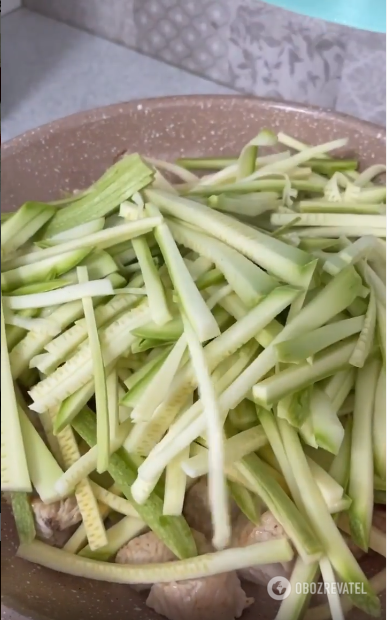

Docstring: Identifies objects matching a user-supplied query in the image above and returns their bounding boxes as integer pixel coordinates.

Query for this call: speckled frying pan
[1,96,386,620]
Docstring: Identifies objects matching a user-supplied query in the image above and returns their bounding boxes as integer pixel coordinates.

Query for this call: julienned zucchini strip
[77,266,110,474]
[1,296,31,492]
[72,409,197,561]
[146,189,318,289]
[18,537,294,584]
[43,154,154,237]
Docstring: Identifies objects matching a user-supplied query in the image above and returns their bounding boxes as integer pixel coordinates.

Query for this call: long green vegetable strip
[1,248,92,292]
[72,408,197,560]
[349,358,381,551]
[279,419,380,616]
[1,296,31,492]
[43,154,154,237]
[17,537,294,585]
[1,202,56,254]
[10,492,36,544]
[47,406,108,552]
[1,135,385,620]
[78,266,110,474]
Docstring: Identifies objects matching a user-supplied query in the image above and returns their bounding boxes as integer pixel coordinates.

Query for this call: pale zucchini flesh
[1,297,31,492]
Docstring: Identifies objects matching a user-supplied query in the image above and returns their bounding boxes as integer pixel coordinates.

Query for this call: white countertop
[1,8,235,143]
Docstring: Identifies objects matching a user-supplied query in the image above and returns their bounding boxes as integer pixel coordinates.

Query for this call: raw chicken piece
[3,493,80,547]
[31,496,81,547]
[147,572,251,620]
[116,530,209,591]
[117,527,251,619]
[183,477,239,539]
[116,530,176,566]
[231,512,292,587]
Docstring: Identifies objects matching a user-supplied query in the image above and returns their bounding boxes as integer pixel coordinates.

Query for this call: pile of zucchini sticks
[1,131,386,619]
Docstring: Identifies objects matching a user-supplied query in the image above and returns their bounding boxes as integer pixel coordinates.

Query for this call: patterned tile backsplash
[24,0,386,125]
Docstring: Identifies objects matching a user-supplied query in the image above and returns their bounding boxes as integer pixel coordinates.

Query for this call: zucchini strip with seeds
[72,409,197,560]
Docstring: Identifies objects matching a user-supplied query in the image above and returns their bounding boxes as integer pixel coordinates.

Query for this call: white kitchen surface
[2,8,235,143]
[1,0,22,16]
